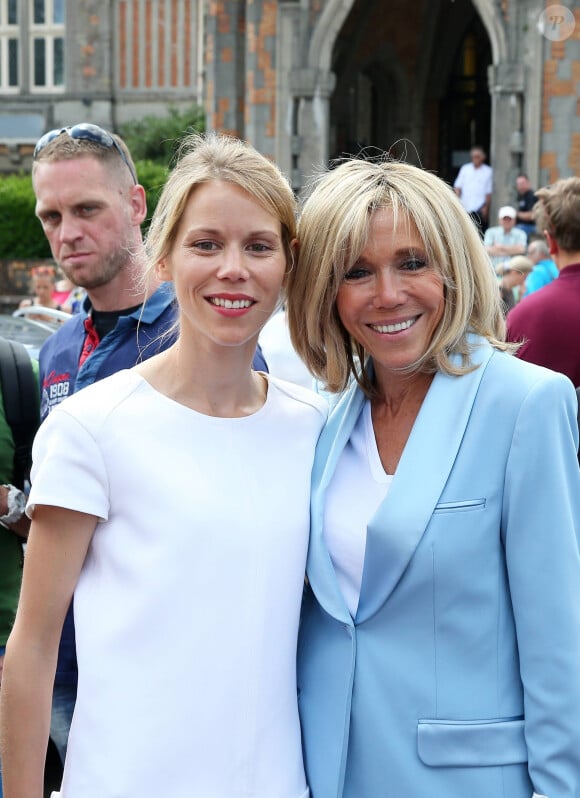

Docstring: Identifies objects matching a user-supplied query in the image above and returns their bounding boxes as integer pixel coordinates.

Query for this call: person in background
[51,273,85,315]
[483,206,527,270]
[495,255,533,312]
[0,347,38,798]
[287,156,580,798]
[515,174,537,240]
[453,146,492,231]
[18,266,68,323]
[0,133,326,798]
[259,307,313,388]
[523,238,558,296]
[15,122,266,778]
[507,176,580,387]
[0,481,28,798]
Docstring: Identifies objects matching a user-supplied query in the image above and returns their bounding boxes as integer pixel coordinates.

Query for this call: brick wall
[540,8,580,183]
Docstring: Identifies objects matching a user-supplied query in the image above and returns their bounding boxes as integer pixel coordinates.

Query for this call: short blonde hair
[32,129,137,189]
[287,157,509,396]
[145,133,297,282]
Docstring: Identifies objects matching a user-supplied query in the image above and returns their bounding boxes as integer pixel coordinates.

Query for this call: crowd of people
[452,148,563,314]
[0,124,578,798]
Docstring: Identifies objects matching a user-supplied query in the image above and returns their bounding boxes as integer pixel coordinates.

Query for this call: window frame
[29,0,65,93]
[0,1,20,93]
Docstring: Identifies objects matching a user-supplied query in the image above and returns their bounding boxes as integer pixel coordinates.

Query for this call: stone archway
[309,0,507,71]
[290,0,511,198]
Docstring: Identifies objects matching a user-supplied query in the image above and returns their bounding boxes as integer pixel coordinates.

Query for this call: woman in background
[19,266,69,322]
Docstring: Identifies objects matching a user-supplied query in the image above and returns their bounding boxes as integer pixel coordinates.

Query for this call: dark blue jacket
[40,284,177,421]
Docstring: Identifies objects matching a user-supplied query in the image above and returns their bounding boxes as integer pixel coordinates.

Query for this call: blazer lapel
[307,384,366,625]
[356,339,494,623]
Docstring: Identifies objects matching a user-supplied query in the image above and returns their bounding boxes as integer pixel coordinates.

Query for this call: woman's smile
[158,180,287,350]
[368,315,420,334]
[336,206,444,382]
[207,293,256,314]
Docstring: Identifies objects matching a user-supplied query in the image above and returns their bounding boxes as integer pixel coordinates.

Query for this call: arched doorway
[327,0,493,181]
[283,0,529,206]
[436,13,492,183]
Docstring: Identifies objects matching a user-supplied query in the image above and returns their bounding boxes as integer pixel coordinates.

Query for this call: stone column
[487,62,525,214]
[244,0,278,158]
[290,67,336,193]
[275,0,302,183]
[205,0,245,136]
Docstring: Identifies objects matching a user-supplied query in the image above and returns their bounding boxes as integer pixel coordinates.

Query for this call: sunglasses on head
[34,123,137,184]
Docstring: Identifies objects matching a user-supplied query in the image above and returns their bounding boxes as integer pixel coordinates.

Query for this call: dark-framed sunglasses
[33,123,137,184]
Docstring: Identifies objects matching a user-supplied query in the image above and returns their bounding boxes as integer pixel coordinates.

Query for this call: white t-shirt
[483,225,528,268]
[324,400,392,617]
[29,369,327,798]
[453,162,493,212]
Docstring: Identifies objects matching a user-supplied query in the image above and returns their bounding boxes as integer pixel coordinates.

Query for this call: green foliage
[119,104,205,166]
[0,160,170,259]
[134,160,170,228]
[0,106,204,258]
[0,173,51,259]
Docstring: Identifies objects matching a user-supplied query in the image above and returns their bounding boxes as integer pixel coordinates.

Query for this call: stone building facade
[0,0,578,213]
[205,0,579,212]
[0,0,203,171]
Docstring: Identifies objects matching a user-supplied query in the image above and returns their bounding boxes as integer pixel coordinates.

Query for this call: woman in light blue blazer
[287,158,580,798]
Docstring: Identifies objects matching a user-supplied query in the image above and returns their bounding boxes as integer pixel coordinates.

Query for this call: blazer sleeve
[502,372,580,798]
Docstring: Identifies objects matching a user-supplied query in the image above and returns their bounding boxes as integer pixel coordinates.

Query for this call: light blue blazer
[298,338,580,798]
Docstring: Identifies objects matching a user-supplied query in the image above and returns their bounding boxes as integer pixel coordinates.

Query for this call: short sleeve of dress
[27,406,110,521]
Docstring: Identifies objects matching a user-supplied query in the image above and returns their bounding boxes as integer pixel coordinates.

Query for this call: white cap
[498,205,517,219]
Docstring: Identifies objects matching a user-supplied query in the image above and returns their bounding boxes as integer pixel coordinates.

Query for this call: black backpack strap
[0,338,40,489]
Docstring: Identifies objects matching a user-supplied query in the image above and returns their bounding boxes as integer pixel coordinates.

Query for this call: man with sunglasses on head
[28,123,268,776]
[32,124,175,421]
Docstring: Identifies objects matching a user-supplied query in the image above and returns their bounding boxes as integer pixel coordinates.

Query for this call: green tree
[119,104,205,166]
[0,107,205,259]
[0,174,51,259]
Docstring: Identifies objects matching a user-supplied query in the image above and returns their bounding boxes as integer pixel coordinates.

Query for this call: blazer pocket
[417,717,527,767]
[433,498,486,514]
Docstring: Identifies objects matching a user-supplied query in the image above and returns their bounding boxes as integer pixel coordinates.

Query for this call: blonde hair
[145,133,297,284]
[32,131,137,189]
[287,157,510,396]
